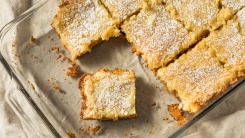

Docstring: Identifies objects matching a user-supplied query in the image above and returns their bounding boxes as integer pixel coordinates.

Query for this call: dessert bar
[52,0,120,59]
[79,68,137,120]
[121,2,198,71]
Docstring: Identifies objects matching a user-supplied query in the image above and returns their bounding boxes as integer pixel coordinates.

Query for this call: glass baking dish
[0,0,245,137]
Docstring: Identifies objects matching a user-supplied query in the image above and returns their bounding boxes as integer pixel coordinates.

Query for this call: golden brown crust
[97,68,133,75]
[58,1,70,8]
[81,114,137,121]
[78,73,90,90]
[78,73,91,119]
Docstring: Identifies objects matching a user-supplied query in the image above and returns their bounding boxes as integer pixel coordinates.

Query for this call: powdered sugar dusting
[208,21,245,69]
[222,0,245,11]
[157,45,233,112]
[167,0,220,31]
[122,4,194,69]
[53,0,117,57]
[84,70,135,118]
[237,8,245,30]
[101,0,142,22]
[159,46,225,95]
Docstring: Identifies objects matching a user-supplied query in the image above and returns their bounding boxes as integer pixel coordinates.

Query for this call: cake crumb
[168,104,187,125]
[51,47,60,52]
[53,83,60,92]
[86,126,91,133]
[27,81,35,90]
[151,102,156,106]
[62,56,68,61]
[37,93,42,97]
[57,54,62,60]
[62,56,72,62]
[14,54,20,57]
[79,127,85,132]
[31,36,37,43]
[66,65,79,77]
[30,84,35,90]
[149,131,155,134]
[92,125,101,134]
[168,104,184,121]
[70,61,76,66]
[66,131,75,138]
[163,117,169,121]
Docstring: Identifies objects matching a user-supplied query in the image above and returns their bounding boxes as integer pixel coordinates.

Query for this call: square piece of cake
[157,43,236,113]
[101,0,143,23]
[52,0,120,59]
[121,3,198,71]
[206,20,245,77]
[79,69,136,120]
[165,0,232,32]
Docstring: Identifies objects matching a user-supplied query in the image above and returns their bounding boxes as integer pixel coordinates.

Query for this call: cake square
[52,0,120,59]
[157,43,236,113]
[121,3,198,71]
[101,0,143,23]
[79,69,136,120]
[221,0,245,12]
[206,20,245,77]
[165,0,232,32]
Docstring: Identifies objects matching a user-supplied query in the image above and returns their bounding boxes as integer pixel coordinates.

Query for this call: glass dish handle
[5,79,56,137]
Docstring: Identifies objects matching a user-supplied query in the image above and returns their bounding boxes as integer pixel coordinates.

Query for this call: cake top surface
[207,21,245,69]
[101,0,142,22]
[221,0,245,11]
[166,0,220,31]
[122,4,194,70]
